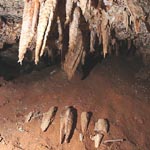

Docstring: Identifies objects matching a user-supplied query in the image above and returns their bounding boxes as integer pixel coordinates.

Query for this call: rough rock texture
[0,0,23,17]
[0,16,21,46]
[0,0,23,47]
[0,0,150,67]
[134,0,150,65]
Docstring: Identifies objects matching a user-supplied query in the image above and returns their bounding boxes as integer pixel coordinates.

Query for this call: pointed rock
[81,112,90,134]
[25,111,33,123]
[41,106,57,132]
[60,106,74,144]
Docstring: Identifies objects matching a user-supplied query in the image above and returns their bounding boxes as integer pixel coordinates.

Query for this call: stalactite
[79,0,88,15]
[68,7,80,53]
[40,0,57,57]
[57,16,63,51]
[65,0,74,25]
[81,50,86,65]
[90,29,96,53]
[35,0,57,64]
[18,0,40,64]
[124,0,145,33]
[64,30,83,79]
[122,10,129,32]
[63,7,83,79]
[31,0,40,33]
[101,10,109,58]
[96,24,102,45]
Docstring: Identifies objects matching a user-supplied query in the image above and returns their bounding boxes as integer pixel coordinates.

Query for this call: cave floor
[0,56,149,150]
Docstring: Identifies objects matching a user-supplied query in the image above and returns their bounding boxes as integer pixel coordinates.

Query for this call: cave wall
[0,0,23,17]
[0,0,23,48]
[135,0,150,65]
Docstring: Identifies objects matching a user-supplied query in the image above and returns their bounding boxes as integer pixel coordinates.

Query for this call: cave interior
[0,0,150,150]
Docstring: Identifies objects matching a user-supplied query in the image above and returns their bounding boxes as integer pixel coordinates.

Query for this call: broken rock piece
[79,111,90,141]
[94,119,109,133]
[60,106,74,144]
[90,133,104,148]
[41,106,57,132]
[25,111,33,123]
[79,133,84,142]
[81,112,90,134]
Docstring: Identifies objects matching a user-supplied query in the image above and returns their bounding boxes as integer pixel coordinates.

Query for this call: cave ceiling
[0,0,150,79]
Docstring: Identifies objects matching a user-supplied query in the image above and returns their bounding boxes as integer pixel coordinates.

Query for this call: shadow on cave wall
[0,44,57,81]
[0,39,145,81]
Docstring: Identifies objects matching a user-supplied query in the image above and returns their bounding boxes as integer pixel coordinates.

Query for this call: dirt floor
[0,55,150,150]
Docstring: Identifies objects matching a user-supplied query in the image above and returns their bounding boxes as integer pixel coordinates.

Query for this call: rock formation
[0,0,150,78]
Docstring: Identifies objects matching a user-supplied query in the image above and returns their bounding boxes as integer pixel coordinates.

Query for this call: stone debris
[25,111,42,123]
[90,133,104,148]
[41,106,57,132]
[79,133,84,142]
[32,111,42,119]
[79,111,90,142]
[94,119,109,134]
[23,106,125,148]
[80,112,90,134]
[25,111,33,123]
[60,106,74,144]
[90,119,109,148]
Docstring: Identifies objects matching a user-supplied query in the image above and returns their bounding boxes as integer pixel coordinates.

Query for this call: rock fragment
[94,119,109,134]
[81,112,90,134]
[41,106,57,132]
[90,133,104,148]
[25,111,33,123]
[80,111,90,141]
[60,106,74,144]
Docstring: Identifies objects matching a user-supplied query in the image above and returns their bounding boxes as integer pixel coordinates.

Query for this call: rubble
[41,106,57,132]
